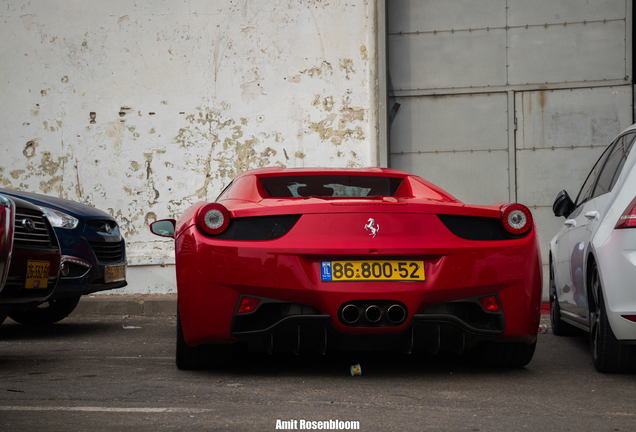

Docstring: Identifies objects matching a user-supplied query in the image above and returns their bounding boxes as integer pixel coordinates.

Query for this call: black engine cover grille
[437,214,529,241]
[89,241,123,262]
[204,215,301,241]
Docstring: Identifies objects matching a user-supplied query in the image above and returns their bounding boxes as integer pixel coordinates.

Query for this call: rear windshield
[260,175,404,198]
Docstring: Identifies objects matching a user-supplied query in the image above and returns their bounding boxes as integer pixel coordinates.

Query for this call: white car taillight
[501,203,533,235]
[196,203,230,235]
[615,197,636,229]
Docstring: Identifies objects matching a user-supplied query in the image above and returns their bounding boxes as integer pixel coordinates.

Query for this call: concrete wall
[0,0,378,294]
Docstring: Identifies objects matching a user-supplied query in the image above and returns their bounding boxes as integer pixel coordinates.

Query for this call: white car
[550,124,636,372]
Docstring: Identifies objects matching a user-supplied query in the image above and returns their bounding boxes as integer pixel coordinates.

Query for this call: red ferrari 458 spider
[151,168,542,369]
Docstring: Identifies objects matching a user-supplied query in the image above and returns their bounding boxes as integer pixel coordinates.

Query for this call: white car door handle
[585,211,599,220]
[564,219,577,227]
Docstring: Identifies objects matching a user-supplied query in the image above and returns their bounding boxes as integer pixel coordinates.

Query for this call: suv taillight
[615,197,636,229]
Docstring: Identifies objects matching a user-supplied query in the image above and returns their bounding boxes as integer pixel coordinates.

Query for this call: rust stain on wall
[173,105,285,202]
[5,150,69,196]
[313,95,334,112]
[360,45,368,60]
[74,160,84,199]
[538,91,547,109]
[23,140,38,158]
[10,170,25,179]
[39,175,63,194]
[300,61,333,79]
[39,152,67,176]
[309,92,366,146]
[144,211,157,227]
[108,207,145,237]
[339,58,355,80]
[341,105,365,122]
[0,168,11,187]
[106,120,126,152]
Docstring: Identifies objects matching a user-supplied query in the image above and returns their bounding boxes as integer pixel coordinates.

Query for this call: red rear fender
[175,201,206,239]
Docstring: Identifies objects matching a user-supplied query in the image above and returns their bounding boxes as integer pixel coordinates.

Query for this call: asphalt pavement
[0,312,635,431]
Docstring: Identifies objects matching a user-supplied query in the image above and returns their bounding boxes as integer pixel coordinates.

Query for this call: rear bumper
[232,316,506,354]
[176,221,543,348]
[230,302,507,354]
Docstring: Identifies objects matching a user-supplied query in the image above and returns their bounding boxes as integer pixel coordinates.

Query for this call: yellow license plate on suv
[105,265,126,283]
[320,260,425,282]
[25,261,50,289]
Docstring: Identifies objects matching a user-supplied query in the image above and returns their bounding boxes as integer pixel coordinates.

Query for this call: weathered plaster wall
[0,0,377,293]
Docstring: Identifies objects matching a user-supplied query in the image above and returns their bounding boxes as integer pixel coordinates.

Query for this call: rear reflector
[622,315,636,323]
[238,296,261,314]
[615,197,636,229]
[479,295,500,312]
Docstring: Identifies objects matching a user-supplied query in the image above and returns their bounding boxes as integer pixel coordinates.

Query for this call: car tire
[176,305,233,370]
[590,264,636,373]
[8,296,81,325]
[465,341,536,368]
[550,261,577,336]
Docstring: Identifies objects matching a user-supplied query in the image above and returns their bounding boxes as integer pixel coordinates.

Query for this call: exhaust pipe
[340,301,407,327]
[341,304,361,324]
[365,305,382,323]
[387,304,406,324]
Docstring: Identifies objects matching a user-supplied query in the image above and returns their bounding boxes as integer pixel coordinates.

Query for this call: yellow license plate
[105,265,126,283]
[320,260,425,282]
[25,261,50,289]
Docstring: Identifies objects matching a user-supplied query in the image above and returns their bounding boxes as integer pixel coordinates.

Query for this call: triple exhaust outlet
[340,301,407,327]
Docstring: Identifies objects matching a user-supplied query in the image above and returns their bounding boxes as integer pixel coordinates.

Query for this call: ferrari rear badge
[364,218,379,238]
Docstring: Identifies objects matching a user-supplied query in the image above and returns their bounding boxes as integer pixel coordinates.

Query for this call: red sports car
[151,168,542,369]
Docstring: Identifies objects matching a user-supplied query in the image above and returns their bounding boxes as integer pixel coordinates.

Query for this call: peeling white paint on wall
[0,0,377,293]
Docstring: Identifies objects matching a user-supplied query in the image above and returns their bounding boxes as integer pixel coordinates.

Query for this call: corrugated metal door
[387,0,633,299]
[515,87,634,266]
[391,93,511,204]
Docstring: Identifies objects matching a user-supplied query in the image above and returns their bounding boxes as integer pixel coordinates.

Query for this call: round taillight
[501,203,533,235]
[196,203,230,235]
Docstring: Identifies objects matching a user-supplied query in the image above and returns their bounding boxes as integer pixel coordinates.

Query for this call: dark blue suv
[0,188,127,325]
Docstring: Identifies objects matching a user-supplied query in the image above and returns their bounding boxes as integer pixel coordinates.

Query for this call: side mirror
[150,219,176,238]
[553,190,574,218]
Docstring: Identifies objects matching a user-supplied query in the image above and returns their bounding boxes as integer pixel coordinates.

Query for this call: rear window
[260,175,404,198]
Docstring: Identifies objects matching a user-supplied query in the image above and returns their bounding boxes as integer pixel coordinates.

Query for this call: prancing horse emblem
[364,218,379,238]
